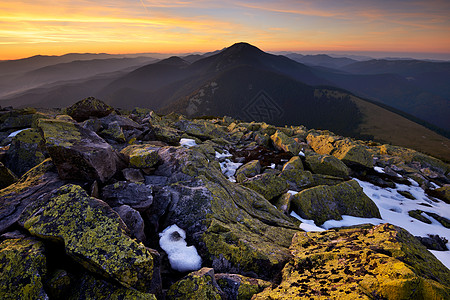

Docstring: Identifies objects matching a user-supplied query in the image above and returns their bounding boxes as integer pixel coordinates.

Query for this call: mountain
[1,42,449,160]
[285,53,357,69]
[0,57,156,99]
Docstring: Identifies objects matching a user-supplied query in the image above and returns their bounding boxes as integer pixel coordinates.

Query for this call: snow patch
[179,138,197,148]
[374,166,385,174]
[7,128,29,138]
[290,211,325,232]
[215,151,242,182]
[159,224,202,272]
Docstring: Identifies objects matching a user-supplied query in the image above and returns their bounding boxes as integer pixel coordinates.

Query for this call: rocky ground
[0,97,449,299]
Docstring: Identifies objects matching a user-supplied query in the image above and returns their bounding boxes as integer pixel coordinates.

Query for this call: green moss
[305,152,350,178]
[242,172,289,200]
[100,121,126,143]
[38,119,81,148]
[291,180,381,225]
[167,269,222,300]
[24,184,155,293]
[235,160,261,183]
[0,238,48,300]
[408,210,432,224]
[121,144,160,168]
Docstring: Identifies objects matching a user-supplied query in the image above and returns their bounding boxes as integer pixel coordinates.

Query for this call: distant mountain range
[1,42,449,160]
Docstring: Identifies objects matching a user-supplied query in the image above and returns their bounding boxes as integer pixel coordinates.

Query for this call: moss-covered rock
[0,162,17,189]
[273,193,293,215]
[235,160,261,183]
[102,181,154,211]
[65,97,114,122]
[242,172,289,200]
[306,133,373,168]
[99,121,126,143]
[0,237,48,299]
[121,144,160,169]
[4,128,46,177]
[279,169,314,191]
[38,119,121,182]
[271,130,301,155]
[428,185,450,204]
[68,273,157,300]
[23,184,159,293]
[254,224,450,299]
[154,146,298,278]
[0,159,63,234]
[291,180,381,225]
[305,152,350,178]
[282,156,303,171]
[167,268,224,299]
[311,174,345,186]
[215,273,271,300]
[175,119,228,141]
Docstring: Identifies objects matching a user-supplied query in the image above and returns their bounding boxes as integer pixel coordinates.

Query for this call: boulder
[166,268,224,300]
[0,159,64,234]
[271,130,300,155]
[291,180,381,225]
[24,184,159,293]
[175,119,228,141]
[305,152,350,178]
[4,128,46,177]
[254,224,450,299]
[235,160,261,183]
[113,205,146,242]
[99,114,142,130]
[427,185,450,204]
[65,97,114,122]
[0,162,17,189]
[242,172,289,200]
[121,144,160,169]
[306,133,373,168]
[68,272,157,300]
[38,119,122,182]
[215,273,271,300]
[282,156,303,171]
[122,168,145,183]
[0,237,48,299]
[99,121,126,143]
[273,193,293,215]
[101,181,153,211]
[154,146,298,279]
[279,169,314,191]
[311,174,345,186]
[0,108,48,131]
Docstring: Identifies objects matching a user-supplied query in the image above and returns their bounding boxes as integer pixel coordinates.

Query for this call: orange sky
[1,0,449,60]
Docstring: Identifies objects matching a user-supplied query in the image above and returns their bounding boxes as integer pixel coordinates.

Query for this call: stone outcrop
[23,184,160,293]
[1,99,449,299]
[254,224,450,299]
[38,119,122,182]
[291,179,381,225]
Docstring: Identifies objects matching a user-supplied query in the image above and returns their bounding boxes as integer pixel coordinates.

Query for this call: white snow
[374,166,385,174]
[7,128,28,138]
[270,163,276,169]
[290,211,325,232]
[179,138,197,148]
[215,151,242,182]
[287,190,298,196]
[159,224,202,272]
[288,177,450,268]
[298,151,305,157]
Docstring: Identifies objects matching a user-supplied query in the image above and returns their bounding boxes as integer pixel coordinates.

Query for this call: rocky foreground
[0,97,449,299]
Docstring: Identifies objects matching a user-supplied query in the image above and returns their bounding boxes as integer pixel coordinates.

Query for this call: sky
[1,0,450,60]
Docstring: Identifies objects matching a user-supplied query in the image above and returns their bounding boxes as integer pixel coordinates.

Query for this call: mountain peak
[223,42,264,56]
[155,56,189,66]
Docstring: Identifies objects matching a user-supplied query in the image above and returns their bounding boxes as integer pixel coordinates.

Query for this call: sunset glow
[1,0,449,59]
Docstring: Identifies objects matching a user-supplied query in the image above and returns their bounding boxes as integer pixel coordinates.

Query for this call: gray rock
[122,168,145,183]
[114,205,146,242]
[102,181,153,210]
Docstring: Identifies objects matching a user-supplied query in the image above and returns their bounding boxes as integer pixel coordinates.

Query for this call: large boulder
[24,184,160,293]
[38,119,122,182]
[304,152,350,178]
[271,130,300,155]
[0,159,64,234]
[307,133,373,168]
[4,128,46,177]
[242,172,289,201]
[279,169,314,191]
[153,146,299,279]
[0,237,48,299]
[291,179,381,225]
[120,144,160,169]
[254,224,450,299]
[65,97,114,122]
[235,160,261,183]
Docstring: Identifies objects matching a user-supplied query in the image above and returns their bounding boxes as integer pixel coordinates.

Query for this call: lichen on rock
[23,184,158,293]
